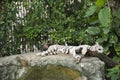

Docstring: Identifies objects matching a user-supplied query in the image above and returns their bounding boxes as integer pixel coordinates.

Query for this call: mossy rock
[18,65,81,80]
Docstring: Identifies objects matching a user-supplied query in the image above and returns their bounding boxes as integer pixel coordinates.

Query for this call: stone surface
[0,53,105,80]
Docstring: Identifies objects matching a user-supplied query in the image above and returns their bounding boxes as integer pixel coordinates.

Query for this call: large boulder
[0,53,105,80]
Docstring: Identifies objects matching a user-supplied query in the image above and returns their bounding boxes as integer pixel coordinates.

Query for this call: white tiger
[36,42,103,63]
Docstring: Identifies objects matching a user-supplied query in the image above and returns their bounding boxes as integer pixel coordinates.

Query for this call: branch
[86,50,118,68]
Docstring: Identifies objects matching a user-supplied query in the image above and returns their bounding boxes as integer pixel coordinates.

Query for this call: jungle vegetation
[0,0,120,80]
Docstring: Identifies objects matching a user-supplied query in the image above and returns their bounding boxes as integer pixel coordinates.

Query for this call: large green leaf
[114,44,120,55]
[96,0,106,8]
[96,38,104,43]
[88,16,98,25]
[86,27,101,35]
[98,7,112,27]
[114,44,120,51]
[84,5,96,17]
[96,34,108,43]
[103,27,110,34]
[109,34,118,43]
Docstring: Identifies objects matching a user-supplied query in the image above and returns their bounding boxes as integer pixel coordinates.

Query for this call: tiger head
[94,42,103,53]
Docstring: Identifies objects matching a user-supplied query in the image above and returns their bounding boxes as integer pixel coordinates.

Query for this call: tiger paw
[75,55,82,64]
[36,51,47,57]
[36,52,41,56]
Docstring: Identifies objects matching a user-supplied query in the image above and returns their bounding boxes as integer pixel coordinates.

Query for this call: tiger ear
[95,42,99,45]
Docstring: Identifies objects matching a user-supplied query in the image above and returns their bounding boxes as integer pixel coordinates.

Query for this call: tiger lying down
[36,42,103,63]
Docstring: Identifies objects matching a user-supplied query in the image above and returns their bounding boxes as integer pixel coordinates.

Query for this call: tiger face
[94,42,103,53]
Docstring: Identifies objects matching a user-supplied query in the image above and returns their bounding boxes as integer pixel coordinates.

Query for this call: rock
[0,53,105,80]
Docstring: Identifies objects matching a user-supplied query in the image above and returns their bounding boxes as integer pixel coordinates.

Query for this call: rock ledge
[0,53,105,80]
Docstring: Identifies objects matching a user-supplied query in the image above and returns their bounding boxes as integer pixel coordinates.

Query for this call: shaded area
[18,65,81,80]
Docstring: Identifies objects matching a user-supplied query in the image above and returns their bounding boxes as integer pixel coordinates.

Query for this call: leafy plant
[107,64,120,80]
[0,0,120,80]
[84,1,120,79]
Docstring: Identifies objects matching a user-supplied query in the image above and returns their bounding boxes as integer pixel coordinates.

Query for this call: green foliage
[107,64,120,80]
[86,27,101,35]
[98,7,112,27]
[23,27,41,39]
[84,5,96,17]
[0,0,119,55]
[84,1,120,79]
[114,44,120,56]
[0,0,120,79]
[84,1,120,55]
[96,0,106,8]
[0,2,21,56]
[107,55,120,80]
[109,34,118,44]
